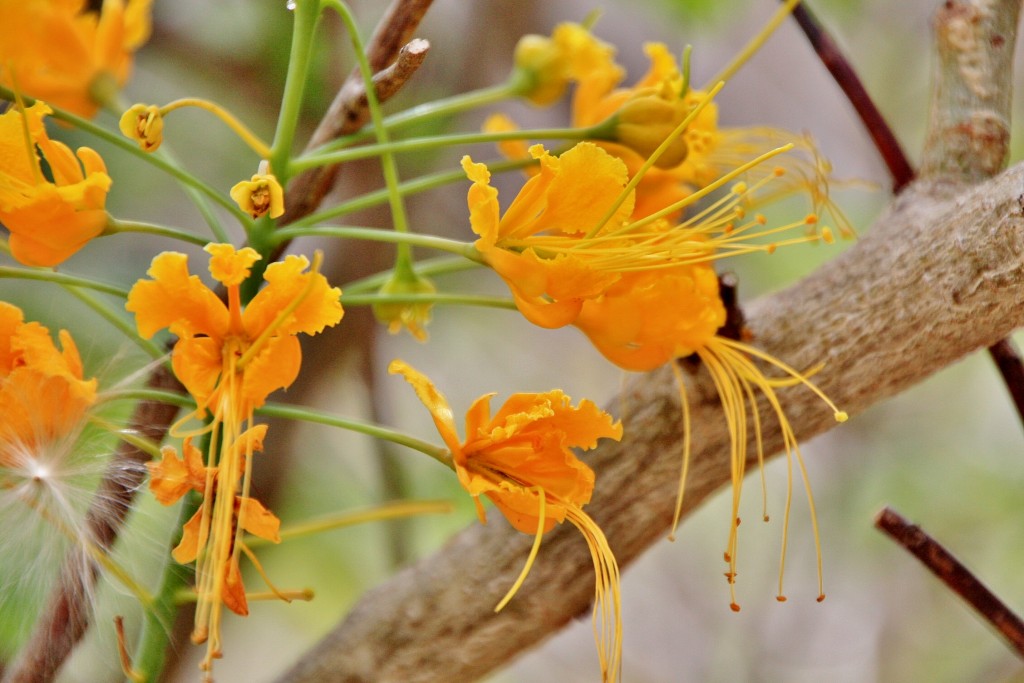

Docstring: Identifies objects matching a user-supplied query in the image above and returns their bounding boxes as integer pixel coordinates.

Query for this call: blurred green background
[2,0,1024,681]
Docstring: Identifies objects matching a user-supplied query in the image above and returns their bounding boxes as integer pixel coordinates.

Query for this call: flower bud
[373,271,436,342]
[119,104,164,152]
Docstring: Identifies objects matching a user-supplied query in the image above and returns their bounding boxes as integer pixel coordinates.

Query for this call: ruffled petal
[127,251,229,340]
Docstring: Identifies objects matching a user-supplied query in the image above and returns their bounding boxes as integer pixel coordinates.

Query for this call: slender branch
[988,338,1024,431]
[787,1,916,192]
[874,506,1024,657]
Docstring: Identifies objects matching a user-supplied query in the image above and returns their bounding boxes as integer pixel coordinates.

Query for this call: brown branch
[917,0,1024,438]
[875,506,1024,657]
[788,1,916,192]
[275,161,1024,683]
[278,37,430,226]
[988,338,1024,430]
[919,0,1020,181]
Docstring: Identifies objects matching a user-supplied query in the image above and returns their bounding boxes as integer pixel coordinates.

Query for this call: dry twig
[875,506,1024,657]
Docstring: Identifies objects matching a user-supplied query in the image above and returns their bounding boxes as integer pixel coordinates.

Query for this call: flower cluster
[0,4,860,681]
[127,243,343,672]
[469,23,850,609]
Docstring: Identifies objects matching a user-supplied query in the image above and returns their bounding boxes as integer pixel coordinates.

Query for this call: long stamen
[494,486,547,612]
[565,506,622,683]
[668,362,692,540]
[584,82,726,240]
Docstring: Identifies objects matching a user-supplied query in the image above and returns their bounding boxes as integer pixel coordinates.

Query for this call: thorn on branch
[874,506,1024,658]
[786,1,916,192]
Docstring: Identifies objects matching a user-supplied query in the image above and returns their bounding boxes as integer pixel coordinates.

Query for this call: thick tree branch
[276,163,1024,683]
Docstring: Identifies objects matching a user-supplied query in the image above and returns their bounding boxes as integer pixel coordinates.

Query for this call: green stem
[104,217,209,247]
[270,225,482,262]
[62,286,164,359]
[343,256,481,294]
[341,292,516,310]
[98,387,193,410]
[257,402,453,469]
[132,493,199,681]
[290,126,595,173]
[99,389,454,468]
[318,81,520,154]
[290,155,536,229]
[246,500,454,548]
[323,0,416,295]
[0,266,128,297]
[269,0,321,183]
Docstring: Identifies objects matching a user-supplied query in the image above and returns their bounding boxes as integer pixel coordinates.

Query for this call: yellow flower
[390,359,623,682]
[0,0,154,118]
[0,101,111,266]
[511,22,621,106]
[118,103,163,152]
[230,169,285,220]
[127,243,342,675]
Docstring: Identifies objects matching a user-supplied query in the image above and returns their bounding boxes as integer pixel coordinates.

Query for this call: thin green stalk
[290,126,596,173]
[105,218,209,247]
[246,500,454,548]
[63,286,164,359]
[323,0,416,301]
[317,81,521,154]
[269,0,321,183]
[257,402,453,468]
[290,155,536,229]
[343,256,481,294]
[100,388,454,468]
[98,387,193,410]
[0,266,128,297]
[132,493,199,681]
[269,225,482,261]
[341,292,516,310]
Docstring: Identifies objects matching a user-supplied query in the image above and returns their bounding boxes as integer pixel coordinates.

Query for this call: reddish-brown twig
[875,506,1024,658]
[786,1,915,192]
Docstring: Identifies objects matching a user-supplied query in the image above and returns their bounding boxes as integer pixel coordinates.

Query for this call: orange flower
[0,300,96,462]
[0,101,111,267]
[127,243,343,413]
[0,0,154,118]
[390,359,623,682]
[128,243,341,675]
[463,142,822,330]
